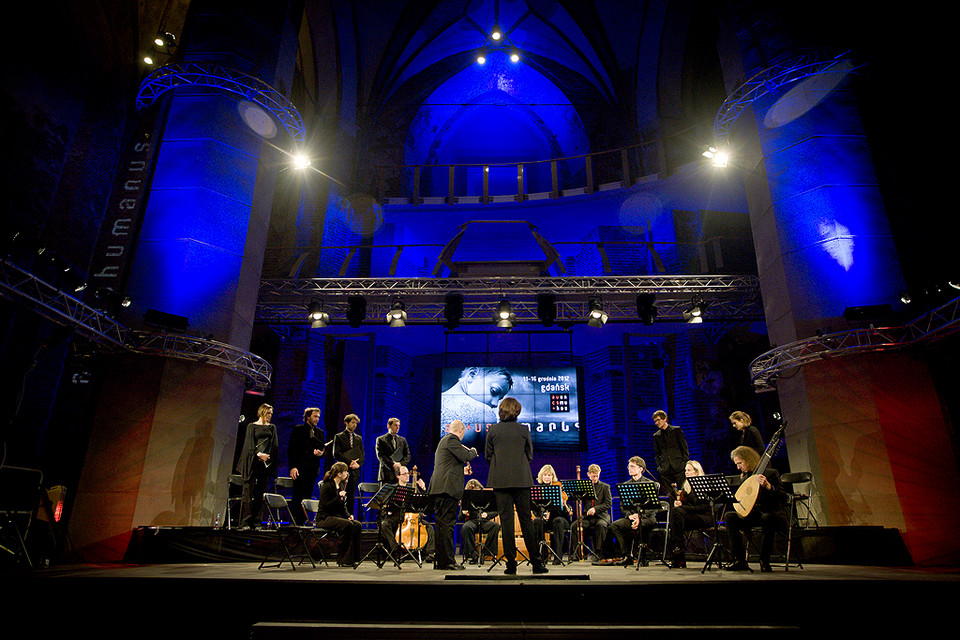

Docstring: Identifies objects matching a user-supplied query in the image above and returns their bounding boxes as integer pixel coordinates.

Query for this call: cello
[395,466,430,550]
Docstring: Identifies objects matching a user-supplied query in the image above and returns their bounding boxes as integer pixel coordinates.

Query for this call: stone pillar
[70,1,303,559]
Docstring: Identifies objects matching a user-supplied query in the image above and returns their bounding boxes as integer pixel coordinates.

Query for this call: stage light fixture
[154,31,177,49]
[143,56,155,65]
[308,301,330,328]
[494,299,515,329]
[702,146,729,167]
[477,52,486,64]
[444,293,464,330]
[684,296,706,324]
[536,293,556,327]
[386,299,407,327]
[636,293,658,325]
[346,296,367,328]
[586,297,608,328]
[293,153,311,169]
[510,51,520,63]
[491,28,502,40]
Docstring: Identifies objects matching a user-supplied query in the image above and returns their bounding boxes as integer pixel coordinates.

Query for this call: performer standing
[332,413,364,518]
[316,461,362,567]
[723,446,788,572]
[288,407,325,525]
[729,411,764,457]
[237,403,278,530]
[581,464,612,560]
[652,410,688,490]
[375,417,411,485]
[486,397,548,575]
[460,478,501,564]
[427,419,478,570]
[608,456,659,566]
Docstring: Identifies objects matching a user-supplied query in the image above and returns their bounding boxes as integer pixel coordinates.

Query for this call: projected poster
[439,366,585,452]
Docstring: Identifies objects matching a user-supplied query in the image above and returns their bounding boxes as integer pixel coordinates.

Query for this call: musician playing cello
[722,446,787,573]
[379,465,434,558]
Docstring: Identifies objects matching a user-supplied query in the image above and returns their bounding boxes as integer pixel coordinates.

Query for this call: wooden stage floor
[10,559,960,639]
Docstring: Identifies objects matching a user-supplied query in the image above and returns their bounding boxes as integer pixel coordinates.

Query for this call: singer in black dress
[237,403,279,530]
[316,461,362,566]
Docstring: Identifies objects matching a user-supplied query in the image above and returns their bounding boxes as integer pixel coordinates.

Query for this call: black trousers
[433,494,460,568]
[315,515,362,565]
[494,487,541,567]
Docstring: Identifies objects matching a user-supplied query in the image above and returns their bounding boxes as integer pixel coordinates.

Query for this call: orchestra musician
[427,419,478,570]
[316,461,362,567]
[608,456,659,566]
[665,460,711,568]
[729,411,764,457]
[652,410,689,491]
[288,407,325,526]
[460,478,500,564]
[375,417,410,485]
[531,464,572,565]
[379,465,432,558]
[723,446,788,572]
[332,414,364,518]
[236,403,278,531]
[580,464,612,560]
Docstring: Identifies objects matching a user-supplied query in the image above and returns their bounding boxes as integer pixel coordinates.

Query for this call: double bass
[395,466,430,550]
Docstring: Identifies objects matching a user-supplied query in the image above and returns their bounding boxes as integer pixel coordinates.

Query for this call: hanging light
[684,295,706,323]
[308,301,329,328]
[587,297,608,328]
[477,51,486,65]
[494,299,515,329]
[386,300,407,327]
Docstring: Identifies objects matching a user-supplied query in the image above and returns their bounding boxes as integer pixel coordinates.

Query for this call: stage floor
[12,559,960,639]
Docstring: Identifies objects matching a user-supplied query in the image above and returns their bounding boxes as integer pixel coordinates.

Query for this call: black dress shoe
[532,564,549,575]
[760,562,773,573]
[504,562,518,575]
[725,560,751,572]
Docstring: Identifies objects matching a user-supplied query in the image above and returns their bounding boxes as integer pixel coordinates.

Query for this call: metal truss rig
[749,296,960,390]
[136,62,305,143]
[256,274,764,325]
[0,259,272,393]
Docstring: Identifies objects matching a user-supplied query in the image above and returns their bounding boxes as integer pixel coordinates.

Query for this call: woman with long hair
[316,461,362,566]
[237,403,278,530]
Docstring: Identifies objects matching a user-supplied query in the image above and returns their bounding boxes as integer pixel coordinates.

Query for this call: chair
[258,493,316,570]
[221,474,244,529]
[780,471,816,570]
[300,498,335,567]
[357,482,381,525]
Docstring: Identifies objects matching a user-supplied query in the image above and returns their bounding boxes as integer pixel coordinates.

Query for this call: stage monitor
[438,365,586,452]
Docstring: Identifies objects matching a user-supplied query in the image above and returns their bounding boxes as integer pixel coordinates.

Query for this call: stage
[9,526,960,639]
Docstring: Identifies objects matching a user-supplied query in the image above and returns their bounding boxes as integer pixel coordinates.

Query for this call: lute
[733,424,786,517]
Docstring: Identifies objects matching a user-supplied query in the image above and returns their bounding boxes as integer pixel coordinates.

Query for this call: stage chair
[358,482,381,526]
[781,471,817,528]
[275,476,295,501]
[222,474,244,529]
[299,499,334,567]
[258,493,316,570]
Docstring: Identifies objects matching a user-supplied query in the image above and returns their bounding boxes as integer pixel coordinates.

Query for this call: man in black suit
[332,413,364,518]
[652,410,688,491]
[608,456,660,566]
[485,397,547,575]
[376,417,411,485]
[580,464,612,559]
[427,419,478,570]
[723,445,788,573]
[288,407,326,525]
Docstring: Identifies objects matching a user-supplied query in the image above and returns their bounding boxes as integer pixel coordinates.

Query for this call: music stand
[461,489,497,566]
[356,484,405,569]
[561,478,596,561]
[530,484,567,566]
[615,482,661,568]
[401,492,433,566]
[687,474,738,573]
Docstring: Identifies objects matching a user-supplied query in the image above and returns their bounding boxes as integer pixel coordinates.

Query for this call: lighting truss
[136,62,305,143]
[749,296,960,390]
[256,275,764,325]
[713,50,862,141]
[1,259,272,392]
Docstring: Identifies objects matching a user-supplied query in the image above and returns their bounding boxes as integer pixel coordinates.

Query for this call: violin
[396,466,430,550]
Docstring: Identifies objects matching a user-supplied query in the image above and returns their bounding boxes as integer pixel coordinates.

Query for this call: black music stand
[356,483,405,569]
[616,481,661,569]
[688,474,739,573]
[461,489,497,566]
[530,484,567,566]
[561,478,596,561]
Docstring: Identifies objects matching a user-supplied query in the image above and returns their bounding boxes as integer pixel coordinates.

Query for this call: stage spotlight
[636,293,658,325]
[308,301,330,328]
[702,146,729,167]
[386,299,407,327]
[444,293,464,330]
[684,296,706,324]
[154,31,177,49]
[346,296,367,328]
[587,297,608,328]
[293,153,311,169]
[491,28,502,41]
[494,299,515,329]
[536,293,556,327]
[143,56,155,65]
[510,51,520,63]
[477,52,486,64]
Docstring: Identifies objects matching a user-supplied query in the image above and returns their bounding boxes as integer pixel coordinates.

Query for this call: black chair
[780,471,815,570]
[258,493,316,570]
[222,474,244,529]
[300,498,335,567]
[358,482,381,526]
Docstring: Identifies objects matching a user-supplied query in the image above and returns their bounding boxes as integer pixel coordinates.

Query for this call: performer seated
[460,478,500,564]
[316,462,363,567]
[579,464,612,560]
[531,464,572,565]
[608,456,659,566]
[722,446,788,572]
[665,460,713,568]
[379,466,433,559]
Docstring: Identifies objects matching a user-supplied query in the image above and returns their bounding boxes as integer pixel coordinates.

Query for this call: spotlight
[702,146,729,167]
[293,153,311,169]
[154,32,177,49]
[143,56,155,65]
[346,296,367,328]
[444,293,464,330]
[494,299,515,329]
[510,51,520,63]
[308,301,329,328]
[587,297,608,328]
[636,293,658,325]
[386,299,407,327]
[684,296,706,324]
[536,293,556,327]
[491,29,502,41]
[477,52,486,65]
